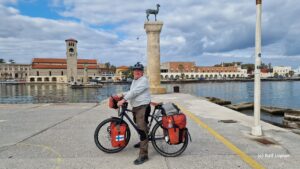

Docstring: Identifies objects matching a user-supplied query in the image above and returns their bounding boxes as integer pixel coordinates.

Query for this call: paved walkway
[0,93,299,169]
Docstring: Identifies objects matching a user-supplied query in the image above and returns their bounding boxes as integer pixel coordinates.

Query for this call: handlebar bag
[109,95,122,109]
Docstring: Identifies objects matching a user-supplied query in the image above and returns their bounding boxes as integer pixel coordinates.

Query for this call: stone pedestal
[144,21,166,94]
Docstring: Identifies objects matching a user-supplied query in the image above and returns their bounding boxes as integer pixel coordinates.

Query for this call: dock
[0,93,299,169]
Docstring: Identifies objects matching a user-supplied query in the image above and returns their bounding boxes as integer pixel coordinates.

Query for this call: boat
[70,82,103,89]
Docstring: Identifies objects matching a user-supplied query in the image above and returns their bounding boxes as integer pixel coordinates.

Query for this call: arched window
[44,77,49,82]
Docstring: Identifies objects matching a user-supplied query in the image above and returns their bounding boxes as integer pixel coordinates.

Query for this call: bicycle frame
[116,102,165,139]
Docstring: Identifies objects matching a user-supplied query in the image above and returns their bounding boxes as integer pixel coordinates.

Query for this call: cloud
[0,4,120,64]
[0,0,300,68]
[0,0,17,4]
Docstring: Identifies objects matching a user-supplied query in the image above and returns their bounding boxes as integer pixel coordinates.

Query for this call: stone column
[83,64,88,84]
[144,21,166,94]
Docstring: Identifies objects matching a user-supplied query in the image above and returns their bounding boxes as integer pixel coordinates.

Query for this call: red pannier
[110,122,127,147]
[162,113,187,145]
[168,128,187,145]
[109,95,122,109]
[162,114,186,129]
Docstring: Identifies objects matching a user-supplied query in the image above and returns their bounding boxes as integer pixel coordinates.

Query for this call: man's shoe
[133,156,149,165]
[133,142,140,148]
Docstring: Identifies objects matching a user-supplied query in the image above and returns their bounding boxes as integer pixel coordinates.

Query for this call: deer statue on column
[146,4,160,21]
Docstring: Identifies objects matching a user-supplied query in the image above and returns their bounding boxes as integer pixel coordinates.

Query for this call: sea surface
[1,81,299,110]
[1,81,299,126]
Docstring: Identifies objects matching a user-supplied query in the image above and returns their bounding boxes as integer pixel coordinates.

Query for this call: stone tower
[65,38,78,83]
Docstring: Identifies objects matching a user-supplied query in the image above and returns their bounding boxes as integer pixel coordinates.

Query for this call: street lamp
[252,0,263,136]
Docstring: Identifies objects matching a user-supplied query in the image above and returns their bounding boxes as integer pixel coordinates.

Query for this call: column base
[251,125,263,136]
[150,86,166,94]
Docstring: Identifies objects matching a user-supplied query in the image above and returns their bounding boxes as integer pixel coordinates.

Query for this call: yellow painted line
[175,103,265,169]
[17,143,63,169]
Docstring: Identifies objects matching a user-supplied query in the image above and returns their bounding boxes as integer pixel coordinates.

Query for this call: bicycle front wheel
[94,117,131,153]
[151,121,189,157]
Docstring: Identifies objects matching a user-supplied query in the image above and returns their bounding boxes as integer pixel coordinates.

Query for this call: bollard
[173,86,180,93]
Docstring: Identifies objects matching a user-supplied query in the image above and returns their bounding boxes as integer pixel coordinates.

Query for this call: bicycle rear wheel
[151,121,189,157]
[94,117,131,153]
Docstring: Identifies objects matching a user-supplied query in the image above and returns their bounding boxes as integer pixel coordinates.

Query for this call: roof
[261,69,269,73]
[65,38,78,42]
[167,62,195,64]
[78,59,97,64]
[31,58,98,69]
[32,58,66,63]
[117,66,129,69]
[32,65,97,69]
[32,58,97,64]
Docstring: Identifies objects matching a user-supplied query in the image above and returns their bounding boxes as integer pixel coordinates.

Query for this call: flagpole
[252,0,263,136]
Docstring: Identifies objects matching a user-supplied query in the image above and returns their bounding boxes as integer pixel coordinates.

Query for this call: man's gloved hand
[117,99,126,107]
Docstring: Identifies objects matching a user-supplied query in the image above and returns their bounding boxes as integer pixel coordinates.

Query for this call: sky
[0,0,299,68]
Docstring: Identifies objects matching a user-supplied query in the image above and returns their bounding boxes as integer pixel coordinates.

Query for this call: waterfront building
[0,64,31,81]
[27,38,101,83]
[273,66,292,77]
[160,62,248,80]
[260,68,272,78]
[294,67,300,77]
[95,63,115,81]
[115,66,129,81]
[28,58,99,83]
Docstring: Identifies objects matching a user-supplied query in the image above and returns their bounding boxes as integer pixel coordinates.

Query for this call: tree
[214,62,242,67]
[288,71,294,77]
[178,64,184,79]
[110,65,116,73]
[9,59,15,64]
[242,64,255,74]
[285,73,289,77]
[124,66,133,79]
[0,58,5,63]
[268,63,272,72]
[274,72,278,78]
[104,62,111,69]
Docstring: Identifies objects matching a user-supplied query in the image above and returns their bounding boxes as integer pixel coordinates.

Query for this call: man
[117,62,151,165]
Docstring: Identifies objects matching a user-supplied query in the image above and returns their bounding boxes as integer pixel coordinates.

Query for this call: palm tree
[288,71,294,77]
[110,65,116,72]
[0,58,5,63]
[123,68,133,79]
[178,64,184,79]
[104,62,111,69]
